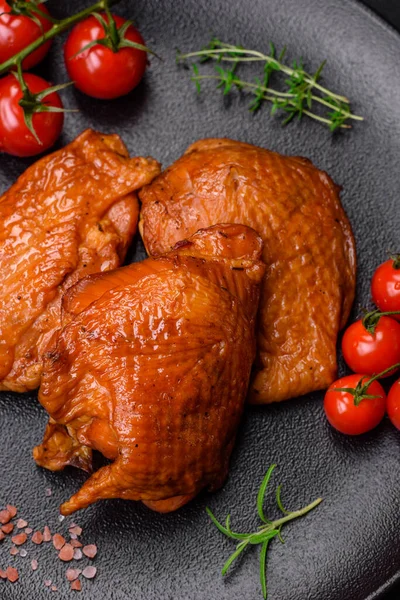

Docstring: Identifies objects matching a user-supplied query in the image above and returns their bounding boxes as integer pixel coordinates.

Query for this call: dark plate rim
[344,2,400,599]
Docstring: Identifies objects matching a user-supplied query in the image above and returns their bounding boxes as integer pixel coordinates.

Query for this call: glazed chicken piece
[33,224,265,515]
[139,138,356,404]
[0,129,160,392]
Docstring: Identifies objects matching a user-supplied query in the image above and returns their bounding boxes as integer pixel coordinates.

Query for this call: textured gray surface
[1,0,400,599]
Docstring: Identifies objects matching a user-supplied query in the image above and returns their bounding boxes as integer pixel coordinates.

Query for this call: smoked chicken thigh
[34,224,265,515]
[139,138,356,404]
[0,129,160,392]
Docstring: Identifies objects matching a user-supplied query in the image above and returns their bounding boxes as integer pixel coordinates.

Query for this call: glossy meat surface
[34,224,265,515]
[0,129,160,392]
[139,138,356,403]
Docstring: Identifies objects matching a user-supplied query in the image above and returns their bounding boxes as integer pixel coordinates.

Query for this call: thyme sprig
[207,464,322,598]
[178,39,363,132]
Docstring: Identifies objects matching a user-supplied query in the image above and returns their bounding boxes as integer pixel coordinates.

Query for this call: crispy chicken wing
[139,138,356,403]
[33,224,265,515]
[0,129,160,392]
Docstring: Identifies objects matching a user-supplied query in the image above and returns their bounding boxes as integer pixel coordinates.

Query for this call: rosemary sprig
[207,464,322,598]
[178,38,363,132]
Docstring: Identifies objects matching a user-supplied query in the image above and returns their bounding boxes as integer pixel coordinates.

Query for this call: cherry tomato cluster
[0,1,148,157]
[324,256,400,435]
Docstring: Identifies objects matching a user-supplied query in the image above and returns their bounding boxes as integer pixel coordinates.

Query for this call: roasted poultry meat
[0,129,160,392]
[139,138,356,403]
[34,224,265,515]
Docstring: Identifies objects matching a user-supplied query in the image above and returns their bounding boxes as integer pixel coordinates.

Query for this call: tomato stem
[389,254,400,270]
[103,4,120,51]
[331,362,400,406]
[361,308,400,334]
[70,11,156,59]
[0,0,122,74]
[12,62,77,144]
[7,0,56,24]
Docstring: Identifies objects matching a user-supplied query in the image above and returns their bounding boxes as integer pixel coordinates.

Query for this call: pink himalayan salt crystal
[16,518,28,529]
[82,544,97,559]
[82,566,97,579]
[66,568,81,582]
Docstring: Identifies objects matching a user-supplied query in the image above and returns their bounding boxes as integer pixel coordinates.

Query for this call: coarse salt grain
[31,559,38,571]
[52,533,65,550]
[12,533,27,546]
[0,569,7,578]
[16,519,28,529]
[73,549,82,560]
[20,549,27,558]
[51,585,58,592]
[70,539,82,548]
[2,523,14,534]
[82,566,97,579]
[32,531,44,545]
[6,505,17,518]
[44,579,52,586]
[25,527,33,535]
[43,526,51,542]
[59,544,74,562]
[71,579,82,591]
[66,568,81,581]
[0,510,11,525]
[69,526,82,537]
[45,488,52,497]
[10,546,19,556]
[0,531,5,541]
[58,515,65,523]
[6,566,19,582]
[82,544,97,559]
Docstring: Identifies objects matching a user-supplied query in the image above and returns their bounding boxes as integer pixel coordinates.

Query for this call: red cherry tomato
[341,316,400,376]
[0,0,52,70]
[387,380,400,430]
[64,13,147,99]
[324,374,386,435]
[0,73,64,157]
[371,258,400,319]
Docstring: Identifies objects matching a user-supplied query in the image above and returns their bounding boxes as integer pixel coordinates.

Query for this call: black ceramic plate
[1,0,400,598]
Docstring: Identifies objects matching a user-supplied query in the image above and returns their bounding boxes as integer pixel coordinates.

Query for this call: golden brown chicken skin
[0,129,160,392]
[139,138,356,404]
[33,224,265,515]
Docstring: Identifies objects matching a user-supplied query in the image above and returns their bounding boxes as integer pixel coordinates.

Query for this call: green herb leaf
[259,540,269,599]
[207,465,322,598]
[221,540,249,575]
[178,38,363,132]
[257,464,276,524]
